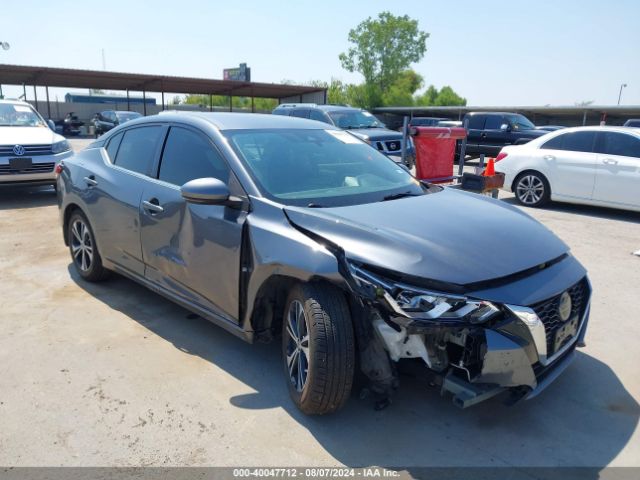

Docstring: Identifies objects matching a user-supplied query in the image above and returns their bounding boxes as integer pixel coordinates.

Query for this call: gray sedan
[58,112,591,414]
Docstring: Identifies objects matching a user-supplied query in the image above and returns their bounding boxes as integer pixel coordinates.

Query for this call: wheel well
[62,203,82,246]
[512,169,551,195]
[249,275,346,340]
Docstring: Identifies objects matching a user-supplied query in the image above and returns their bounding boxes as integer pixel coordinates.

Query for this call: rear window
[113,126,163,175]
[467,115,485,130]
[541,131,596,153]
[105,132,123,161]
[484,116,505,130]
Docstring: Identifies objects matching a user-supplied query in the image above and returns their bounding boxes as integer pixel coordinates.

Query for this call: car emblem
[558,291,572,322]
[13,145,25,156]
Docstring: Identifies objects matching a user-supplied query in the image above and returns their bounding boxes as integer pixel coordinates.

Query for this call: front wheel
[282,283,355,415]
[514,171,551,207]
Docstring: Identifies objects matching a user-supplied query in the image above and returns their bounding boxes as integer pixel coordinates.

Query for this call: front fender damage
[272,212,542,409]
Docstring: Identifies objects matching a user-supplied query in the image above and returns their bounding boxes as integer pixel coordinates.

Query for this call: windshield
[224,128,424,207]
[327,110,383,129]
[0,103,46,127]
[506,114,535,130]
[116,112,142,122]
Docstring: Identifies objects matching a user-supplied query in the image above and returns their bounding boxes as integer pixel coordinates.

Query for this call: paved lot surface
[0,139,639,471]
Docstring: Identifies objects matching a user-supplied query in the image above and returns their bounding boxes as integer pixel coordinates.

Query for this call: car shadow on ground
[69,267,639,476]
[0,185,57,211]
[500,196,640,225]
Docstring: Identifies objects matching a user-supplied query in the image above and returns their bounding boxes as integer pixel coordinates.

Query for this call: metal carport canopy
[0,64,325,99]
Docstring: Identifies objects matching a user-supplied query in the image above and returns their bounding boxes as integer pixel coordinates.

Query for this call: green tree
[415,85,438,106]
[415,85,466,106]
[339,11,429,107]
[381,70,424,106]
[433,85,466,106]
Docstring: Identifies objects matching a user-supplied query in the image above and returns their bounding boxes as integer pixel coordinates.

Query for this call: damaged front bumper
[349,264,591,408]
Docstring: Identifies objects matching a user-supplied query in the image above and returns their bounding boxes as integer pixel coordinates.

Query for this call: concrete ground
[0,139,638,471]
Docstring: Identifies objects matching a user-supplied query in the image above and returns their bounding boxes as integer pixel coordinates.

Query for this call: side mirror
[500,123,511,132]
[47,119,56,131]
[180,177,242,207]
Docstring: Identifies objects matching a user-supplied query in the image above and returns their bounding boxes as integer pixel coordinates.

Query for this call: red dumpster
[411,127,467,183]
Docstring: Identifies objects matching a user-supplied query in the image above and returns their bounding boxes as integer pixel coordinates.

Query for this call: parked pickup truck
[463,112,548,157]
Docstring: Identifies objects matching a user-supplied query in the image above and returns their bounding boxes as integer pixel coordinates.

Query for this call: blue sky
[1,0,639,106]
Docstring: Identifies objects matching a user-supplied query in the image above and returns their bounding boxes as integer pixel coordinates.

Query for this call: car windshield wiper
[381,191,422,202]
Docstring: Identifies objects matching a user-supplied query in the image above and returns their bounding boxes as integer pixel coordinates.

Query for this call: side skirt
[106,261,253,343]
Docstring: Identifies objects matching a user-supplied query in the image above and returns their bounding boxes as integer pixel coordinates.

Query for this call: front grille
[0,162,55,175]
[530,277,589,356]
[0,144,54,157]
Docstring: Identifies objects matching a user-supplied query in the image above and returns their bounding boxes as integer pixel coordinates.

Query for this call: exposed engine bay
[346,262,590,409]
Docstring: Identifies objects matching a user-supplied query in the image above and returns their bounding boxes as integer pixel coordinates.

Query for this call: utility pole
[101,48,106,70]
[618,83,627,105]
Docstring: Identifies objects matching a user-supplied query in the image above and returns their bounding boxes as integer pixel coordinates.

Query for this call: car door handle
[83,176,98,186]
[603,158,619,165]
[142,199,164,214]
[543,155,555,161]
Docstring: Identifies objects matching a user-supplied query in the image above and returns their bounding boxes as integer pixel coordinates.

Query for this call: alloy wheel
[285,300,310,392]
[516,175,545,205]
[70,219,94,272]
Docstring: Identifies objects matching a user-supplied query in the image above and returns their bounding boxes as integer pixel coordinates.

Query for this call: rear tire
[282,282,355,415]
[513,171,551,207]
[68,211,110,282]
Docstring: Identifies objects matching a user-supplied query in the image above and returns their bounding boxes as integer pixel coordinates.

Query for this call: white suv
[0,99,74,188]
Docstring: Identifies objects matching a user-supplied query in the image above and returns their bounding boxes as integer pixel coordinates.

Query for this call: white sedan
[494,126,640,212]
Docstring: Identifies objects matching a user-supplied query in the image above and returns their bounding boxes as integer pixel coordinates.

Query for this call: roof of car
[150,111,339,130]
[273,104,361,113]
[538,125,640,136]
[315,105,361,112]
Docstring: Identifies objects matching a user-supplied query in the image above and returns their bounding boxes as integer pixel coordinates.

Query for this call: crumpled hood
[348,128,403,142]
[284,188,569,286]
[0,126,61,145]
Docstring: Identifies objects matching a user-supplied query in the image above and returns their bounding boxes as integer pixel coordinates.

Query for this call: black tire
[282,282,355,415]
[513,171,551,208]
[67,210,110,282]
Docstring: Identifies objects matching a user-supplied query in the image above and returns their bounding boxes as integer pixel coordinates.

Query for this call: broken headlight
[350,264,499,325]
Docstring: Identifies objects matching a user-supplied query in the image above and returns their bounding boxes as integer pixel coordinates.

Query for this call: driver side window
[158,126,230,186]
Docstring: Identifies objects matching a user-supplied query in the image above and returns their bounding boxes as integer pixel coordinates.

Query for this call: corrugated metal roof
[0,64,326,99]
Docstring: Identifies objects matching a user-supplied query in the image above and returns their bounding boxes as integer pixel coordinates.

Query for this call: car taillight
[495,152,508,162]
[54,163,64,175]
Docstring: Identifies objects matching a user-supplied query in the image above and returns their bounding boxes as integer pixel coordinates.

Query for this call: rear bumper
[495,168,515,192]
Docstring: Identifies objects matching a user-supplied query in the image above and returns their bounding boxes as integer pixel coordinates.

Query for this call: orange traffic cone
[483,158,495,177]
